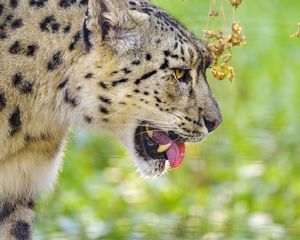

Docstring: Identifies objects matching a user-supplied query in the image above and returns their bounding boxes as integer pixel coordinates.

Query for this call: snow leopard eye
[174,69,191,83]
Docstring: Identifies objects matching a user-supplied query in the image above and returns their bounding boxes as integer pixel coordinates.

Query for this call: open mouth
[134,122,186,169]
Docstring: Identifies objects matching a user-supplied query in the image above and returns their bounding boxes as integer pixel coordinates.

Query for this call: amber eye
[174,69,190,83]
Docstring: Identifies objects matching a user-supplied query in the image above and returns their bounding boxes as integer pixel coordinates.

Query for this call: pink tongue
[152,131,186,169]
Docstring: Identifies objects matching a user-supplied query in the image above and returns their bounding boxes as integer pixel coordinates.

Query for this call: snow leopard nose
[202,98,222,133]
[204,116,222,133]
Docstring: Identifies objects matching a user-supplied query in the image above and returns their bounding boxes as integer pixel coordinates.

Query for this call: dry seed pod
[211,66,226,80]
[203,26,244,81]
[228,22,246,46]
[203,30,227,64]
[230,0,243,8]
[209,10,219,17]
[209,40,226,62]
[226,65,235,81]
[211,64,235,81]
[222,53,232,63]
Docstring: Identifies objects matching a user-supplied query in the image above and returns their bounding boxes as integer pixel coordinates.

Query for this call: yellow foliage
[204,0,245,82]
[204,22,245,82]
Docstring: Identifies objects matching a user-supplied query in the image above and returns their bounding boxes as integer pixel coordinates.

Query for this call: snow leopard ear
[86,0,149,54]
[87,0,128,40]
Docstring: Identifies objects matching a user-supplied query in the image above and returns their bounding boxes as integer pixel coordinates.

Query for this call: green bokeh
[35,1,300,239]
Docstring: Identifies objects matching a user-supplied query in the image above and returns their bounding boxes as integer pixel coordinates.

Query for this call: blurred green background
[34,0,300,239]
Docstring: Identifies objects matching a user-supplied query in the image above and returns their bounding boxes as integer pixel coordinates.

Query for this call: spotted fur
[0,0,221,238]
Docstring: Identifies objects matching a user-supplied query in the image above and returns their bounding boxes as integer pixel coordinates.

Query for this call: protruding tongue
[152,131,186,169]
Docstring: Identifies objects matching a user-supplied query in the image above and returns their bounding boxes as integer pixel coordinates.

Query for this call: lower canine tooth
[146,127,154,139]
[157,143,172,153]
